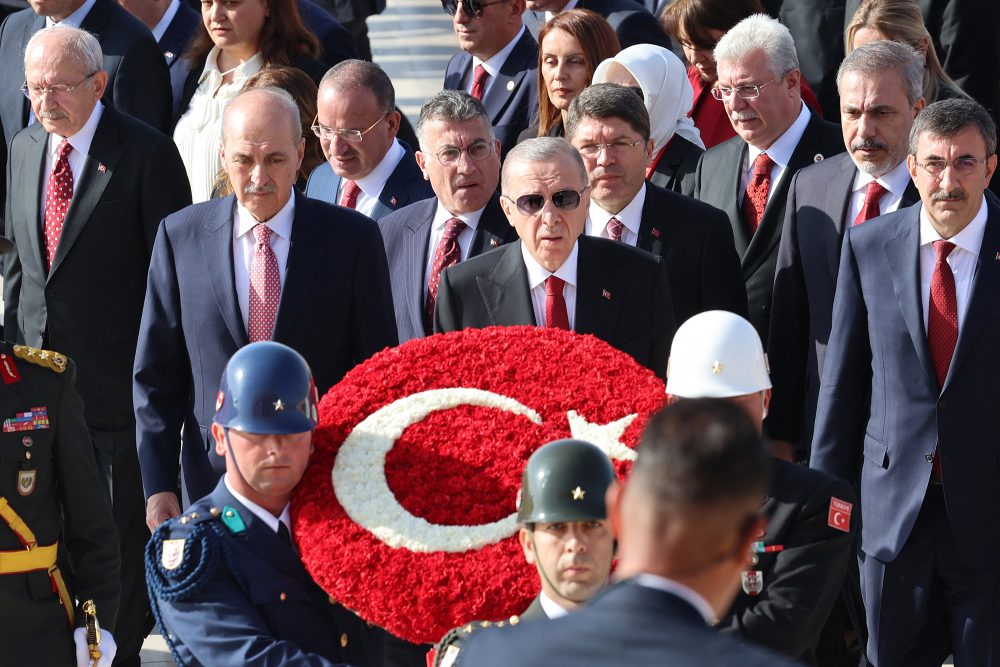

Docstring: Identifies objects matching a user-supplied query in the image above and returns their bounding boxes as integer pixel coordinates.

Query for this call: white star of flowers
[566,410,637,461]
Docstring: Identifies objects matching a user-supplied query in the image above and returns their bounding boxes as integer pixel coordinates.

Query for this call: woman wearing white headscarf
[593,45,705,195]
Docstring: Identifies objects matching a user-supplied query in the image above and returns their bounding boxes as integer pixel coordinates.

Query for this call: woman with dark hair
[174,0,325,202]
[520,9,620,140]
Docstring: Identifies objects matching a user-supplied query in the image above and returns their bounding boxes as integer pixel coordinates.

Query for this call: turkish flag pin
[602,289,611,300]
[828,497,852,532]
[651,228,661,239]
[390,196,398,206]
[490,238,499,247]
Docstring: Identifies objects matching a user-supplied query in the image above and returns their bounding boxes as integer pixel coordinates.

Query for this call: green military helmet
[516,439,616,524]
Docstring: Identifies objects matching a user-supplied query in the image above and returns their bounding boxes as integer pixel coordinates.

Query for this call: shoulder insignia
[221,506,247,534]
[434,620,501,667]
[145,519,223,603]
[12,345,68,373]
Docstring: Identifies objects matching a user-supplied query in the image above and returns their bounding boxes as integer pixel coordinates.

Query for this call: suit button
[279,592,287,601]
[925,454,934,463]
[340,633,348,648]
[328,595,336,605]
[45,288,54,297]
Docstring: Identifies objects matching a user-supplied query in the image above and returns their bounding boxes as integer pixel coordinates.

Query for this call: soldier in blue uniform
[146,341,384,666]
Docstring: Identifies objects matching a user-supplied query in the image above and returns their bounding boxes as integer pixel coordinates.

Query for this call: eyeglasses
[576,139,644,158]
[915,156,989,176]
[433,140,494,166]
[311,112,388,142]
[711,78,776,101]
[21,71,98,99]
[502,187,588,215]
[441,0,507,18]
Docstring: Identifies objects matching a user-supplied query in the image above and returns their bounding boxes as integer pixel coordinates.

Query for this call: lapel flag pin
[506,80,515,91]
[490,238,499,247]
[390,196,398,206]
[164,50,175,59]
[651,228,661,239]
[98,163,107,173]
[602,289,611,300]
[813,153,824,163]
[995,251,1000,261]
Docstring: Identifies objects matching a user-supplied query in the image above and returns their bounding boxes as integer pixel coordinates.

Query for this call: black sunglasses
[504,188,588,215]
[441,0,507,18]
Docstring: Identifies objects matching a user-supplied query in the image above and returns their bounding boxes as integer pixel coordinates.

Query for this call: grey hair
[565,84,650,142]
[416,90,493,151]
[501,137,588,195]
[714,14,798,79]
[319,59,395,113]
[223,86,302,144]
[25,25,103,76]
[837,40,923,106]
[908,98,997,156]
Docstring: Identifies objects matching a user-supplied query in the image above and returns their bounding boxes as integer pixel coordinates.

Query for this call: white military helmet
[665,310,771,398]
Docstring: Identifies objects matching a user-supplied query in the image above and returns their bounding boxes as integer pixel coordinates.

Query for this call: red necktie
[545,275,570,330]
[927,240,957,479]
[339,180,361,209]
[741,153,774,237]
[43,139,74,269]
[248,224,281,342]
[607,217,625,242]
[424,217,467,332]
[853,181,889,226]
[470,65,489,101]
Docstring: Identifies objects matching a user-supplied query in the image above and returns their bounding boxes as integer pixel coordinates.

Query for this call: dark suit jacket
[777,0,845,121]
[692,110,844,345]
[379,193,519,343]
[433,236,676,377]
[636,183,747,325]
[647,135,701,197]
[811,198,1000,570]
[443,29,538,158]
[297,0,360,66]
[304,141,433,218]
[523,0,671,50]
[458,581,801,667]
[3,107,191,426]
[159,0,201,119]
[767,153,919,451]
[133,192,398,503]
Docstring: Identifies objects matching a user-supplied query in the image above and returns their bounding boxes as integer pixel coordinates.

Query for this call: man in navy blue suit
[812,98,999,666]
[134,87,397,533]
[305,59,431,218]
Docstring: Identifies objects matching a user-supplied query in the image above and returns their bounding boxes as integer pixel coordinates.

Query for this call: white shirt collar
[918,195,989,256]
[521,239,579,290]
[224,475,293,535]
[538,591,570,619]
[851,157,912,197]
[544,0,577,21]
[355,139,405,196]
[633,574,717,625]
[473,26,526,78]
[432,199,485,231]
[46,0,98,27]
[199,46,264,86]
[746,102,810,172]
[152,0,182,43]
[235,192,296,237]
[50,101,103,151]
[587,183,646,241]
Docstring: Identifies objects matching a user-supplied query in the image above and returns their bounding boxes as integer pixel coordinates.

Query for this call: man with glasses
[565,83,747,326]
[379,90,517,343]
[693,14,842,348]
[442,0,537,158]
[305,60,432,219]
[812,98,999,667]
[434,136,675,377]
[2,25,189,667]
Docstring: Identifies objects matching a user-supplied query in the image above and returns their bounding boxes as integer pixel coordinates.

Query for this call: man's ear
[415,150,430,181]
[211,423,227,457]
[606,481,623,541]
[518,526,536,564]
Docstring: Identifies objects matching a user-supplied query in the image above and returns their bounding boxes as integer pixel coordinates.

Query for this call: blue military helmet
[214,342,319,434]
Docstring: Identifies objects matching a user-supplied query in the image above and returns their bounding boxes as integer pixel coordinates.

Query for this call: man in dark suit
[135,87,396,532]
[379,91,517,343]
[459,399,800,667]
[522,0,671,50]
[434,137,676,377]
[565,83,747,325]
[305,60,432,218]
[812,98,999,666]
[442,0,537,158]
[768,41,925,460]
[693,14,843,346]
[3,27,190,667]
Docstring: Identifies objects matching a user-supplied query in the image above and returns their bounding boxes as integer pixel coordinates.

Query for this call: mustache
[931,189,967,201]
[243,182,278,195]
[851,138,887,152]
[38,110,66,120]
[591,167,624,180]
[731,110,758,122]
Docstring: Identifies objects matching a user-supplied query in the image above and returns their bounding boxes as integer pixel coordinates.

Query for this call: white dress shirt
[740,102,811,207]
[46,0,97,27]
[224,476,293,537]
[233,196,295,334]
[846,158,912,226]
[919,196,987,331]
[337,139,406,217]
[634,573,716,625]
[522,241,579,329]
[468,26,526,98]
[151,0,182,43]
[41,102,104,210]
[423,201,485,294]
[538,591,569,619]
[586,183,646,246]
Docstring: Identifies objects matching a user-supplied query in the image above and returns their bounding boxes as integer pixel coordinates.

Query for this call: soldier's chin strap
[528,527,598,608]
[223,428,253,490]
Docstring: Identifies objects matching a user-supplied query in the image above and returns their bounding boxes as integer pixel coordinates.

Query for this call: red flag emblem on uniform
[828,497,852,532]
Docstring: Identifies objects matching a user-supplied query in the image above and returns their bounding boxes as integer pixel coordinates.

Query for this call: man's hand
[770,439,798,463]
[73,627,117,667]
[146,491,181,531]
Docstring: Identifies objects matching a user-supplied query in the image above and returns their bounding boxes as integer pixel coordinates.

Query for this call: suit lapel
[20,126,47,276]
[636,186,665,257]
[404,199,435,337]
[825,156,859,283]
[469,194,510,255]
[478,242,535,325]
[575,238,627,342]
[273,195,329,341]
[201,196,249,347]
[481,32,531,125]
[720,141,751,256]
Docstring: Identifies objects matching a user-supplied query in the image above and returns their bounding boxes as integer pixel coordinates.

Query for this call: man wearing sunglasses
[433,136,676,377]
[565,83,747,327]
[442,0,537,159]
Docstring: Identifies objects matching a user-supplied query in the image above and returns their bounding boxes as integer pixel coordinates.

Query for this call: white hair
[25,25,103,76]
[714,14,798,78]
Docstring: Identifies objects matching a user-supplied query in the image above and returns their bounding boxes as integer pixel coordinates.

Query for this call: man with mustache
[812,97,999,666]
[693,13,843,351]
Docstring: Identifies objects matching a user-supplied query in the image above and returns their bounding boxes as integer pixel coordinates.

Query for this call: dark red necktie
[607,216,625,242]
[339,180,361,209]
[424,217,467,331]
[927,240,957,478]
[545,276,570,330]
[43,139,74,268]
[248,224,280,342]
[470,65,489,101]
[741,153,774,237]
[853,181,889,226]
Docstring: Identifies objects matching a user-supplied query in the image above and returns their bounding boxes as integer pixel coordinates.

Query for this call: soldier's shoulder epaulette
[145,507,229,603]
[433,616,521,667]
[12,345,68,374]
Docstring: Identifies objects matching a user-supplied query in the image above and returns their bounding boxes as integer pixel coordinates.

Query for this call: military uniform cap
[516,439,615,524]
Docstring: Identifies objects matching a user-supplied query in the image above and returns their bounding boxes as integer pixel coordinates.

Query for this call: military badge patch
[828,497,852,533]
[3,407,49,432]
[17,469,36,496]
[742,570,763,596]
[161,539,186,570]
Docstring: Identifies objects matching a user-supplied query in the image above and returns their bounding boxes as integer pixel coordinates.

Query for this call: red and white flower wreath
[293,326,667,644]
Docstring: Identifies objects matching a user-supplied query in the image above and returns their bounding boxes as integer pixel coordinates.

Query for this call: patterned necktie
[340,180,361,209]
[43,139,74,268]
[424,217,467,332]
[248,224,280,342]
[741,152,775,237]
[470,64,489,101]
[607,216,625,242]
[545,275,570,330]
[927,240,957,478]
[853,181,889,226]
